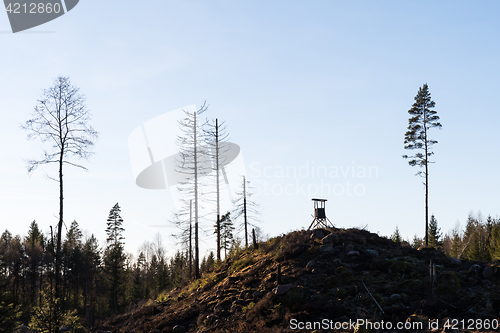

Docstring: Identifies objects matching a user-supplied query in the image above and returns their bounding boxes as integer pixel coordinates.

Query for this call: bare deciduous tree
[22,76,98,296]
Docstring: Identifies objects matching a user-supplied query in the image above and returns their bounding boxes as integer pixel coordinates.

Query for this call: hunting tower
[308,198,333,230]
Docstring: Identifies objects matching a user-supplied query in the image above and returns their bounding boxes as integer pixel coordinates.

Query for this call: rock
[320,245,334,253]
[214,303,223,313]
[346,244,355,252]
[173,325,186,333]
[206,314,218,323]
[365,249,379,257]
[390,294,402,302]
[230,304,242,313]
[239,290,248,299]
[253,291,263,299]
[346,251,360,257]
[273,284,295,295]
[311,229,325,239]
[483,266,494,279]
[322,233,339,245]
[306,260,315,269]
[448,257,461,266]
[233,299,245,305]
[469,264,482,274]
[18,326,30,333]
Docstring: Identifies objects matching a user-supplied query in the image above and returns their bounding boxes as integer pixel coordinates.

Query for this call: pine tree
[451,229,461,258]
[403,83,442,247]
[489,222,500,261]
[411,235,423,249]
[391,226,402,243]
[24,220,44,306]
[219,212,234,258]
[82,234,100,321]
[428,215,442,248]
[104,203,126,313]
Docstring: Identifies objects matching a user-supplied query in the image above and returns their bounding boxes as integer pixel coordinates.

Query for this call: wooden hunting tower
[308,198,333,230]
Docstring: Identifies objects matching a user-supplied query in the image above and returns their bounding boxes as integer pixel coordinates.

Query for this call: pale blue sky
[1,1,499,258]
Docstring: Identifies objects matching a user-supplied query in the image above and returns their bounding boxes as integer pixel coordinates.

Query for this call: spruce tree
[104,203,126,313]
[391,226,402,243]
[428,215,442,248]
[219,212,234,258]
[403,83,442,247]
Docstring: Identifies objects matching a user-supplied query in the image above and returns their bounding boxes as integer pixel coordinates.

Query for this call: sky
[1,1,499,260]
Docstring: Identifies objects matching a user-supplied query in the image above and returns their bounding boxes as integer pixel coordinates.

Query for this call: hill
[102,227,500,332]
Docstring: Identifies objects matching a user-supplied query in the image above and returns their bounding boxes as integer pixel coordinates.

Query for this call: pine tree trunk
[194,111,200,279]
[424,107,429,248]
[189,200,192,280]
[216,119,221,261]
[244,177,248,248]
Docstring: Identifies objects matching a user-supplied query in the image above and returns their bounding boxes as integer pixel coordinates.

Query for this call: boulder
[320,245,334,253]
[273,284,295,295]
[390,294,402,302]
[311,229,325,239]
[322,233,339,245]
[365,249,379,257]
[173,325,186,333]
[448,257,461,266]
[346,251,360,257]
[483,266,494,279]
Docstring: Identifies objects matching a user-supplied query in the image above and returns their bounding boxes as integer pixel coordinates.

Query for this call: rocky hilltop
[103,227,500,332]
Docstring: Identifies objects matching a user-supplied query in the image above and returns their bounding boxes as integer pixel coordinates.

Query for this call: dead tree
[204,117,231,261]
[233,176,259,248]
[22,76,98,297]
[176,103,211,279]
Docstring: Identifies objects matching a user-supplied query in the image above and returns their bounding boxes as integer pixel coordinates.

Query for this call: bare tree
[21,76,98,296]
[233,176,259,248]
[204,118,231,261]
[175,103,211,279]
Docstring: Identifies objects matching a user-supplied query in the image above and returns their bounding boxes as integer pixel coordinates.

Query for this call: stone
[346,251,360,257]
[322,233,339,245]
[320,245,334,253]
[448,257,461,266]
[173,325,186,333]
[253,291,263,299]
[311,229,325,239]
[273,284,295,295]
[390,294,402,302]
[306,260,315,269]
[483,266,494,279]
[346,244,355,252]
[469,264,482,274]
[365,249,379,257]
[230,304,242,313]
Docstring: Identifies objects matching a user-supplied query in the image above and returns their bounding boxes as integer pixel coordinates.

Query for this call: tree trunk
[189,200,192,280]
[424,106,429,248]
[244,177,248,248]
[194,111,200,279]
[216,119,221,261]
[55,150,64,298]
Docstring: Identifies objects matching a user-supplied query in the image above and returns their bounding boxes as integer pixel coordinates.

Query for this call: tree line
[0,203,230,331]
[391,213,500,261]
